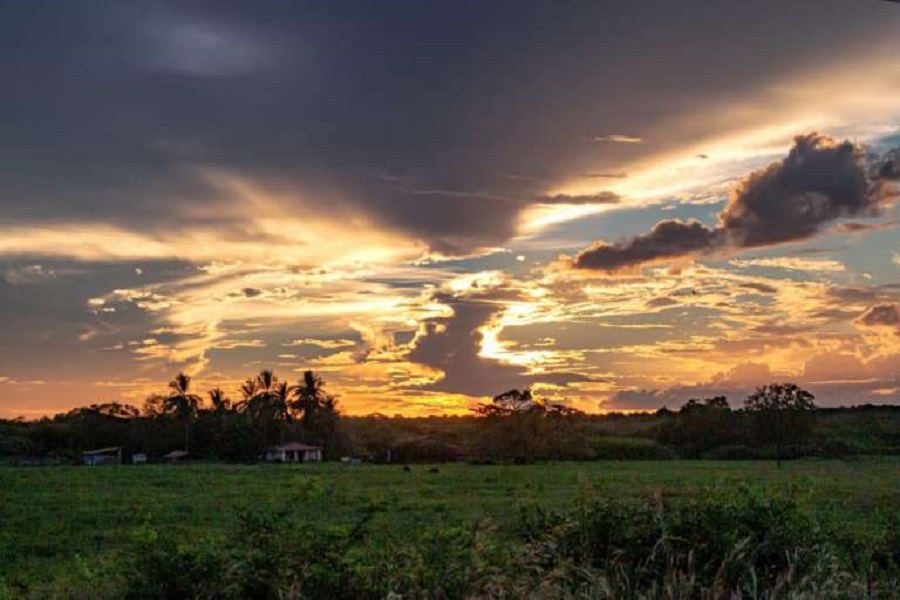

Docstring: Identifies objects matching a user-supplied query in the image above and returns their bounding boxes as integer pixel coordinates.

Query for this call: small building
[83,447,121,466]
[132,453,147,465]
[264,442,322,463]
[162,450,190,462]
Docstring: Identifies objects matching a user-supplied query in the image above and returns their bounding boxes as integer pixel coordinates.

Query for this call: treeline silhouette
[2,373,900,464]
[2,370,348,463]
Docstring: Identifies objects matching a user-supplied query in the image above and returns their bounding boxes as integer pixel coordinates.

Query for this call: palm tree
[208,388,231,414]
[164,372,202,452]
[258,369,277,396]
[274,381,290,419]
[290,370,326,425]
[243,370,291,449]
[244,369,279,420]
[291,371,342,454]
[273,381,291,443]
[235,377,260,412]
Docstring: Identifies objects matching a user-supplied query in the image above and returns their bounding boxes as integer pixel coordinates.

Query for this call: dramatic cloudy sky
[2,1,899,417]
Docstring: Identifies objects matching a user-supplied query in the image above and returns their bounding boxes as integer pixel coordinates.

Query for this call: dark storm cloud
[407,295,529,396]
[738,282,778,295]
[719,134,886,247]
[573,134,898,271]
[856,303,900,328]
[407,292,589,397]
[573,219,721,270]
[3,2,900,256]
[878,149,900,180]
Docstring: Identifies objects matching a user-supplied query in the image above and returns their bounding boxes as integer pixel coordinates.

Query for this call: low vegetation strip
[1,460,899,597]
[6,373,900,467]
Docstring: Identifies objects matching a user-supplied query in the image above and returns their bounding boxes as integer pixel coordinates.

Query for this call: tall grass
[109,487,900,598]
[4,462,899,598]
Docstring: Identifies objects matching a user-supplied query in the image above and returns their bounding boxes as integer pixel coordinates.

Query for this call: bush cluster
[111,489,900,599]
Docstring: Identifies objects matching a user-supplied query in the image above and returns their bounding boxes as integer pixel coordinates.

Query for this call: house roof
[83,446,121,455]
[271,442,321,451]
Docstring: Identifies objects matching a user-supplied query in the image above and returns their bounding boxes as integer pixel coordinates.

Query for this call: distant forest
[3,370,900,464]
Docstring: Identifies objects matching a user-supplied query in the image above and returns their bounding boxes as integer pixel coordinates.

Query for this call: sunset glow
[1,1,898,418]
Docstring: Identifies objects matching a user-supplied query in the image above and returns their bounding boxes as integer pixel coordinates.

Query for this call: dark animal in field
[403,465,411,472]
[428,467,439,474]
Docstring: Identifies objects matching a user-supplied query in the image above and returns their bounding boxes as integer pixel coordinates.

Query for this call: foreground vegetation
[4,370,900,466]
[4,373,900,596]
[2,459,899,598]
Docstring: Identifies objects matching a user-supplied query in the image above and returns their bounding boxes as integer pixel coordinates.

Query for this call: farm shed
[265,442,322,463]
[82,447,121,466]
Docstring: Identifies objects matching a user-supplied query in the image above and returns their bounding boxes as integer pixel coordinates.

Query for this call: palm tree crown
[165,372,202,419]
[208,388,230,413]
[290,370,326,417]
[164,372,202,452]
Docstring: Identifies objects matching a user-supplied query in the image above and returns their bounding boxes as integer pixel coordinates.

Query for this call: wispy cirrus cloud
[591,134,643,144]
[730,257,846,273]
[284,338,357,349]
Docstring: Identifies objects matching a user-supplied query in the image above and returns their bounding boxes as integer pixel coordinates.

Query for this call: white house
[264,442,322,463]
[82,446,121,466]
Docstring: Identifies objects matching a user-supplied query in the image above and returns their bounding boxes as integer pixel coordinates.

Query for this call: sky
[1,0,899,418]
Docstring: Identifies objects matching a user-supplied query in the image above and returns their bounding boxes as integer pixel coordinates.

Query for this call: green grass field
[2,459,899,597]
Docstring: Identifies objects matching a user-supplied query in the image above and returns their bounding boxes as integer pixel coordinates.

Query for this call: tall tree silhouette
[290,370,327,425]
[477,388,537,416]
[472,388,590,462]
[244,370,286,419]
[290,370,342,454]
[658,396,734,457]
[257,369,277,397]
[243,370,290,449]
[208,388,231,414]
[745,383,816,466]
[274,381,290,413]
[241,378,258,398]
[164,372,201,452]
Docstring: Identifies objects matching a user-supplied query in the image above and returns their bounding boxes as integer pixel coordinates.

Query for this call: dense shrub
[391,436,465,463]
[592,436,677,460]
[114,487,900,598]
[512,489,898,597]
[124,505,379,599]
